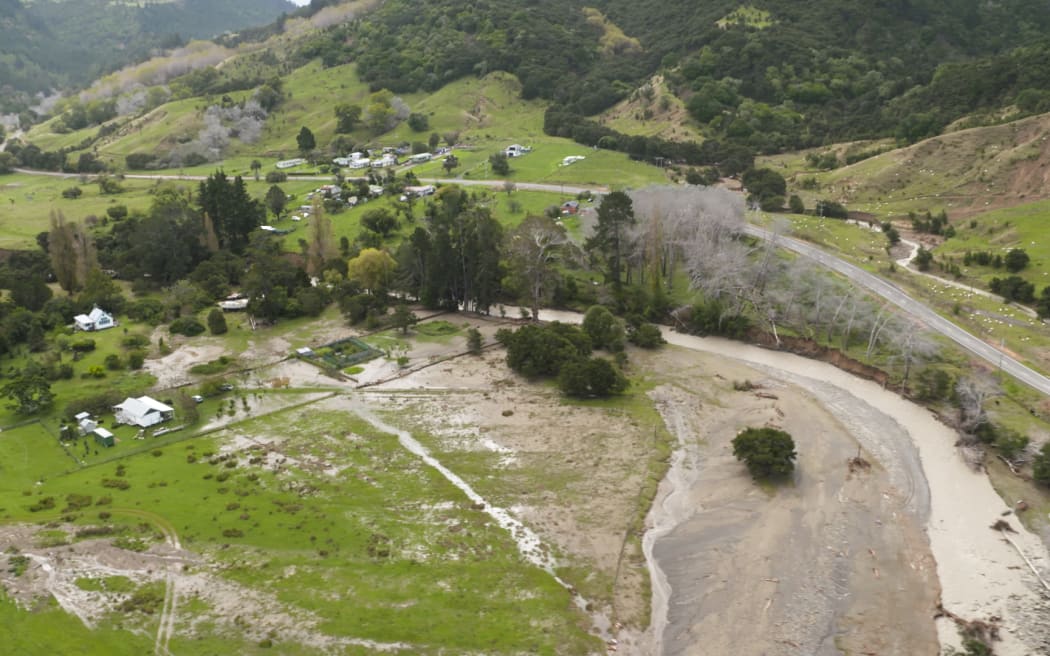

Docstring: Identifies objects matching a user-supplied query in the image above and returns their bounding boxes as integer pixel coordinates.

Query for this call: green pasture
[0,592,153,655]
[928,199,1050,288]
[1,404,601,653]
[0,173,160,249]
[413,141,665,189]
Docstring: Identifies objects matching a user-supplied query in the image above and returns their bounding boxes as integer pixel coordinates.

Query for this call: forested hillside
[0,0,294,112]
[301,0,1050,153]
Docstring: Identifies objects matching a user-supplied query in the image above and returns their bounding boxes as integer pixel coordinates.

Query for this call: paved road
[13,167,605,196]
[745,224,1050,396]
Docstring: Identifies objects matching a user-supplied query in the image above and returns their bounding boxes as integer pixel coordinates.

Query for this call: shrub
[557,357,629,398]
[207,308,228,335]
[104,354,123,371]
[70,339,96,353]
[814,199,848,219]
[582,305,625,352]
[265,171,287,183]
[64,391,124,420]
[28,497,56,512]
[127,351,145,370]
[169,317,206,336]
[496,323,591,378]
[732,427,797,479]
[467,327,483,354]
[628,323,665,348]
[126,299,166,325]
[62,186,83,199]
[1033,442,1050,486]
[121,333,150,349]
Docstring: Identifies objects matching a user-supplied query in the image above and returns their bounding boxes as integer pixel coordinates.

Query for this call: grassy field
[0,399,602,654]
[926,199,1050,289]
[0,173,161,249]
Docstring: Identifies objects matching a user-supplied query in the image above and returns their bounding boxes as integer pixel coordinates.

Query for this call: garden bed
[297,337,382,372]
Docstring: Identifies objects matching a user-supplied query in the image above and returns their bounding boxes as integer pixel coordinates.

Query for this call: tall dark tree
[586,191,636,293]
[297,126,316,154]
[418,187,502,312]
[198,172,265,254]
[242,234,309,322]
[126,186,205,285]
[265,184,287,218]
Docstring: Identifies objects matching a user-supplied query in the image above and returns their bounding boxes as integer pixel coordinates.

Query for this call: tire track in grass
[111,508,180,655]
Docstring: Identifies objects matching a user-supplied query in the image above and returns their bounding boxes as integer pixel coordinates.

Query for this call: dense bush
[732,427,797,479]
[64,390,125,421]
[1032,442,1050,486]
[126,299,167,325]
[989,276,1035,303]
[207,308,228,335]
[70,338,96,353]
[557,357,629,398]
[628,323,666,348]
[582,305,625,352]
[169,317,206,336]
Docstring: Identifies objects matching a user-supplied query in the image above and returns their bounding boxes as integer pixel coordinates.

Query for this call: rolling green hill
[0,0,294,113]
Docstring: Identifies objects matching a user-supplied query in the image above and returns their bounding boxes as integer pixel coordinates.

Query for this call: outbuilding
[92,427,115,448]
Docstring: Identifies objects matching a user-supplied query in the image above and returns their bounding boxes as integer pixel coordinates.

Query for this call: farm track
[110,508,180,655]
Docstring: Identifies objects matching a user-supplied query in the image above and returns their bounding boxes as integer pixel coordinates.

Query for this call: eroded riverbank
[643,331,1050,655]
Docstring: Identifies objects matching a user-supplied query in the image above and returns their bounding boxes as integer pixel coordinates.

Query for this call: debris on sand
[934,600,1001,650]
[989,519,1016,534]
[848,455,872,473]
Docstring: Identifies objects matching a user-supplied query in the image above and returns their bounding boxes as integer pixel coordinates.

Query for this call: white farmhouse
[74,307,115,332]
[113,396,174,428]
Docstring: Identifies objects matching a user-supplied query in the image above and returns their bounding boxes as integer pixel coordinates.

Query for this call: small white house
[218,297,250,311]
[113,396,174,428]
[371,154,397,168]
[408,153,432,164]
[275,158,306,169]
[348,158,370,169]
[504,144,531,158]
[405,185,436,197]
[74,307,115,332]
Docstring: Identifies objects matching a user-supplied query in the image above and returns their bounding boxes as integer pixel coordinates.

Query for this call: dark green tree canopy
[198,172,265,254]
[296,126,316,153]
[732,427,797,480]
[585,191,636,293]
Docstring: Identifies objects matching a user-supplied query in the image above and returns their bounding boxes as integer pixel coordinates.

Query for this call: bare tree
[886,319,939,390]
[955,374,1000,436]
[865,305,896,359]
[506,214,573,320]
